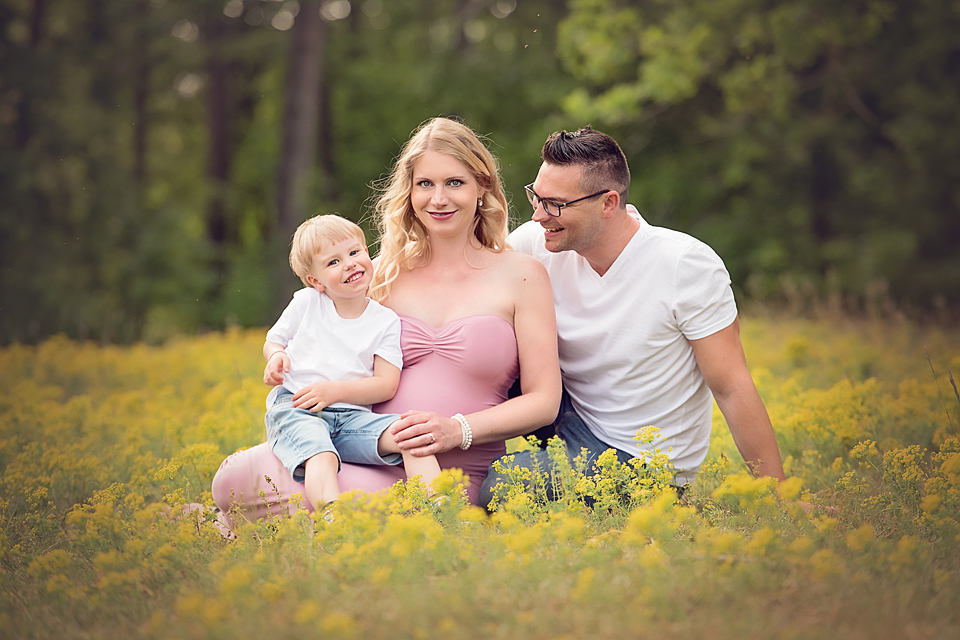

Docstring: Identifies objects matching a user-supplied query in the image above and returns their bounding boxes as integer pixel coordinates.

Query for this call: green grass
[1,315,959,639]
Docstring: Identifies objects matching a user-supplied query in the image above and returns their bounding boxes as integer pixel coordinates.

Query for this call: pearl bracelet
[453,413,472,450]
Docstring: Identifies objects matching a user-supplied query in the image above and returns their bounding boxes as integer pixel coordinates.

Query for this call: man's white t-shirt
[265,288,403,411]
[508,206,737,483]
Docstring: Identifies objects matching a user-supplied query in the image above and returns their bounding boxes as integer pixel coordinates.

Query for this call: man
[480,127,784,505]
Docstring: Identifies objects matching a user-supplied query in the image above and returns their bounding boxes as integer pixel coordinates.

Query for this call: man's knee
[478,451,527,510]
[525,423,556,450]
[478,466,500,511]
[478,449,558,511]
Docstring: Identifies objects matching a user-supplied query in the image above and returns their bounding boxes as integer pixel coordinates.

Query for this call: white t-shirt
[264,288,403,411]
[508,206,737,483]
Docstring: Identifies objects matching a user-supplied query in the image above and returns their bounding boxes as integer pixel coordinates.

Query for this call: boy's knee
[376,422,402,456]
[303,450,340,475]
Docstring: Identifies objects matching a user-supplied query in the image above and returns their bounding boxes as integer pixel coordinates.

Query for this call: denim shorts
[265,388,402,482]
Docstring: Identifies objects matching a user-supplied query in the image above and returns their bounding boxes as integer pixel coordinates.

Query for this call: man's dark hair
[541,126,630,205]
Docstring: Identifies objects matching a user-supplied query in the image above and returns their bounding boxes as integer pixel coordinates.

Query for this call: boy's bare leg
[378,424,441,489]
[303,452,340,510]
[402,450,441,488]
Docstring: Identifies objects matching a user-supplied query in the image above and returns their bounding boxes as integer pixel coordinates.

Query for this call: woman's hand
[390,411,462,456]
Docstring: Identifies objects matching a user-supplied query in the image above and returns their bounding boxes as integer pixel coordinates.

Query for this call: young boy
[262,214,440,513]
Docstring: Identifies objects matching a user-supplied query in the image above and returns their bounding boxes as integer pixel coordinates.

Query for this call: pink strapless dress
[211,314,519,519]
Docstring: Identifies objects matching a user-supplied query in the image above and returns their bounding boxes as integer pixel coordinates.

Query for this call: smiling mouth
[344,271,364,284]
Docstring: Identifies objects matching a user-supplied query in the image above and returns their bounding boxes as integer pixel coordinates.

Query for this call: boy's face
[305,236,374,301]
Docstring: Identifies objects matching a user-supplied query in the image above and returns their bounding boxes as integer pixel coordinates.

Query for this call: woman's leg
[211,443,308,526]
[211,443,406,527]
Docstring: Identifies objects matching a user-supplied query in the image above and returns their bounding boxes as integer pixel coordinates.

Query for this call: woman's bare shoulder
[486,250,550,293]
[499,249,548,276]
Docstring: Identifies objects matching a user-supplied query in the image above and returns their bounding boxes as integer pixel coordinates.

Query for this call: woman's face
[409,150,483,241]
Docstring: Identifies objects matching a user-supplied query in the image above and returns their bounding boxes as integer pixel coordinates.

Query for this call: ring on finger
[428,433,436,444]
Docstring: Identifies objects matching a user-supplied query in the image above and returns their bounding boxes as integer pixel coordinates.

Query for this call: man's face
[529,162,605,255]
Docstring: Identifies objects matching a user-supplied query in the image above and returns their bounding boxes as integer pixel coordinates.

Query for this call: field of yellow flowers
[2,314,959,639]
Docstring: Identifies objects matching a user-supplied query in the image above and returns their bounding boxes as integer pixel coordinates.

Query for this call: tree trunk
[206,18,231,248]
[276,1,327,243]
[318,67,338,202]
[132,0,150,184]
[201,15,234,315]
[456,0,483,52]
[14,0,45,150]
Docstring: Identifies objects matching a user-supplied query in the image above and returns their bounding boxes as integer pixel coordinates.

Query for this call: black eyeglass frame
[523,183,611,217]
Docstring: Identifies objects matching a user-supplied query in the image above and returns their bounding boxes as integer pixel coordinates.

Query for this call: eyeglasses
[524,183,611,217]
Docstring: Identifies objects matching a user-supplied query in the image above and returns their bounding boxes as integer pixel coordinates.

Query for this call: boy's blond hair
[289,215,367,287]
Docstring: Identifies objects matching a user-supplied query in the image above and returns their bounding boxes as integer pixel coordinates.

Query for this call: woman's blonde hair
[368,117,510,301]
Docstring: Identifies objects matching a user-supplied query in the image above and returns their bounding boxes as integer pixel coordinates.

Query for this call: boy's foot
[320,500,336,524]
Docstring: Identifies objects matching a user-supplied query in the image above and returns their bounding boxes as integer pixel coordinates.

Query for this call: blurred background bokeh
[2,0,957,345]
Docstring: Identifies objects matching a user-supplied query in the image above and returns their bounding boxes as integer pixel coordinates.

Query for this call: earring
[477,197,483,209]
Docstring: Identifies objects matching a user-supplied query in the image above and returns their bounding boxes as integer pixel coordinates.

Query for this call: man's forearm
[690,319,786,482]
[715,386,785,481]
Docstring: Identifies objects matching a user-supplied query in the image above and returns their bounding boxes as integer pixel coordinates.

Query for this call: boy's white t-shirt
[508,206,737,483]
[264,288,403,411]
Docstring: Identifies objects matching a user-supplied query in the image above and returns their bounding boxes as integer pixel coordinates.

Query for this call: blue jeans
[478,390,636,508]
[265,388,402,482]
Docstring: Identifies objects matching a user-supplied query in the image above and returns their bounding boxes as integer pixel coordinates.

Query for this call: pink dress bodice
[379,313,519,415]
[370,314,520,500]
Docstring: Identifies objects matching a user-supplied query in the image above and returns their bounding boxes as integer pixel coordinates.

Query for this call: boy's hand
[263,351,290,386]
[292,381,342,413]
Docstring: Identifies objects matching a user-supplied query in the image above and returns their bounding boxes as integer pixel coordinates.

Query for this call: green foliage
[2,0,957,343]
[0,0,575,344]
[558,0,960,310]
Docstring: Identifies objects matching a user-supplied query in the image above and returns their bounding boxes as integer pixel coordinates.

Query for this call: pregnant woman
[211,118,560,522]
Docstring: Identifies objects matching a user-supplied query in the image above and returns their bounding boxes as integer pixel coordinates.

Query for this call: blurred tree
[0,0,573,343]
[273,0,326,314]
[253,0,577,317]
[0,0,276,343]
[128,0,155,185]
[0,0,210,343]
[558,0,960,311]
[319,0,575,232]
[275,0,326,254]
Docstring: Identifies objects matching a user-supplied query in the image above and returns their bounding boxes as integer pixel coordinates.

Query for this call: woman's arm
[391,257,562,455]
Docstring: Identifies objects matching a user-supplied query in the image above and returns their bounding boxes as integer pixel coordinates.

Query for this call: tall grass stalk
[926,346,957,430]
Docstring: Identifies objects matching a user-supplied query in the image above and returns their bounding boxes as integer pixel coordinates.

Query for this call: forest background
[3,2,960,636]
[1,0,959,346]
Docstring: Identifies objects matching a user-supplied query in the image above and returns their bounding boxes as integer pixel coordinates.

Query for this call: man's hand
[263,351,290,386]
